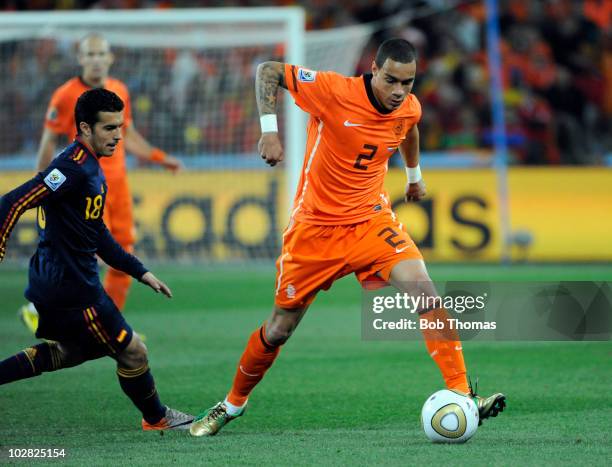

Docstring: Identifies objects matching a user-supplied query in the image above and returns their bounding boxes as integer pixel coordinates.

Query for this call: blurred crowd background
[1,0,610,165]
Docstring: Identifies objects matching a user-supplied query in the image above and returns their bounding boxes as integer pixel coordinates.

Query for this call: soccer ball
[421,389,479,443]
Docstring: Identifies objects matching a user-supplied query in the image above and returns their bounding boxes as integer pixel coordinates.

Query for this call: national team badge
[298,68,317,82]
[43,168,67,191]
[394,118,408,136]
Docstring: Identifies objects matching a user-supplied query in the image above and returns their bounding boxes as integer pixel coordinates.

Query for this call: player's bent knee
[395,269,431,285]
[116,335,148,369]
[400,278,436,297]
[265,306,307,346]
[265,325,293,346]
[390,261,437,297]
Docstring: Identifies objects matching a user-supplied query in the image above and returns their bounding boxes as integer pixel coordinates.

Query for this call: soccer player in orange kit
[190,39,505,437]
[19,33,182,333]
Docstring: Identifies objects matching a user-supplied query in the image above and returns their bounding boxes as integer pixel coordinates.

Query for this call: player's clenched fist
[258,133,284,167]
[405,179,426,202]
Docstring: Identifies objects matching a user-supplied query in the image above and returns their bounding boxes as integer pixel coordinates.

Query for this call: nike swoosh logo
[168,419,194,428]
[395,245,411,254]
[455,346,462,351]
[344,120,363,127]
[239,365,260,377]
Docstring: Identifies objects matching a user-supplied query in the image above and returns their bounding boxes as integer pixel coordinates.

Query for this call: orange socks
[420,308,469,394]
[104,268,132,311]
[227,326,281,407]
[226,312,467,409]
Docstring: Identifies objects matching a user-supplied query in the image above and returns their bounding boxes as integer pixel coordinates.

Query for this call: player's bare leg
[190,305,308,437]
[389,259,505,423]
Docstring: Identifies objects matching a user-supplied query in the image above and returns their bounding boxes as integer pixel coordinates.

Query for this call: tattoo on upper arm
[256,61,286,115]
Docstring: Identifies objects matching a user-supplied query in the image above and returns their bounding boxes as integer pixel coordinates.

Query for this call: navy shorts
[35,293,134,359]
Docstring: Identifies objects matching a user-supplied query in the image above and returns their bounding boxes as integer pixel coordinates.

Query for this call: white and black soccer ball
[421,389,479,443]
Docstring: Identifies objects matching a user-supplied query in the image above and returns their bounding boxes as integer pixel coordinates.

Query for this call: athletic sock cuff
[259,325,278,350]
[117,364,150,378]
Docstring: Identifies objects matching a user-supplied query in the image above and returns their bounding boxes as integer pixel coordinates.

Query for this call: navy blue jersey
[0,139,147,310]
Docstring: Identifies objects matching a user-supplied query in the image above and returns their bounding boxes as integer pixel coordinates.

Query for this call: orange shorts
[103,176,135,249]
[274,212,423,309]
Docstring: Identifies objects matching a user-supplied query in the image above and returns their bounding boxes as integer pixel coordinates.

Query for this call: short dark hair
[375,38,417,67]
[75,88,124,135]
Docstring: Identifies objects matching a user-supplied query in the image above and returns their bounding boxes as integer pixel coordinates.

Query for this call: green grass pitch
[0,264,611,466]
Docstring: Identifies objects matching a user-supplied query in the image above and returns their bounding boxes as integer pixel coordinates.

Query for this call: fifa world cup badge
[298,68,317,83]
[43,169,67,191]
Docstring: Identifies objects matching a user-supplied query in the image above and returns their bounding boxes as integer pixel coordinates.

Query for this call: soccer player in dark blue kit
[0,88,192,431]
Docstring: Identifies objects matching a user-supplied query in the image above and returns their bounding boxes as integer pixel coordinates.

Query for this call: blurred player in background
[0,89,192,431]
[19,33,182,334]
[191,38,505,437]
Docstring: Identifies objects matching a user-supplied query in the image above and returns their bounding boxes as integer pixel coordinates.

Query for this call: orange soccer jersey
[273,65,424,309]
[284,64,422,225]
[44,77,133,180]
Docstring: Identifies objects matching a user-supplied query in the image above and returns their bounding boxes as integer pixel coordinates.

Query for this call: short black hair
[375,38,417,67]
[75,88,124,135]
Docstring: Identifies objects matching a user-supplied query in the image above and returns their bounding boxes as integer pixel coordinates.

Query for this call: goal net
[0,9,373,262]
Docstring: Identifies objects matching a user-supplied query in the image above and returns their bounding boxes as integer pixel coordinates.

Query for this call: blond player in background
[19,33,182,333]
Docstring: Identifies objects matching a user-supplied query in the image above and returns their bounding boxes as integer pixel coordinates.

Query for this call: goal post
[0,8,373,262]
[0,8,306,201]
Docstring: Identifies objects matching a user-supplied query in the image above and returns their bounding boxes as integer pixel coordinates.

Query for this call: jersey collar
[78,76,90,88]
[78,75,107,89]
[363,73,393,115]
[75,136,99,160]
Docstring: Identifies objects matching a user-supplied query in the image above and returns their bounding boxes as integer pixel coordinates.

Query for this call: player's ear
[371,60,378,76]
[108,51,115,67]
[79,121,91,137]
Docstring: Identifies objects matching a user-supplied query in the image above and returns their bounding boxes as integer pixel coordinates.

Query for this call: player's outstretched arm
[399,124,426,202]
[36,128,59,172]
[255,61,287,167]
[123,125,183,173]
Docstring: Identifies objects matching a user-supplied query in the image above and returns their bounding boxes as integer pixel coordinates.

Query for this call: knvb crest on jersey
[298,68,317,83]
[43,169,67,191]
[394,118,409,137]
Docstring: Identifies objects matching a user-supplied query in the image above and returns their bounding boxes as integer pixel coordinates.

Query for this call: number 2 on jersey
[354,144,378,170]
[85,195,103,220]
